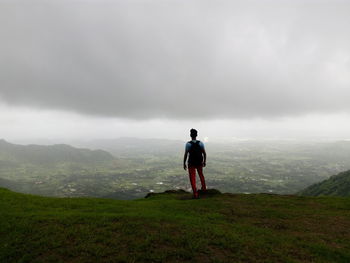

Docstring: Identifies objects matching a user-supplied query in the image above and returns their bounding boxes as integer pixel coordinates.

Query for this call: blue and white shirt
[185,140,205,152]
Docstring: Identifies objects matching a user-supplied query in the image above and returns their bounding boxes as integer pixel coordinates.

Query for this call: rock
[144,189,189,198]
[144,189,221,199]
[164,189,188,194]
[198,189,222,196]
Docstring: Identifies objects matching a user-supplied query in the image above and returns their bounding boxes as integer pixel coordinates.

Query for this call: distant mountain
[73,137,185,157]
[0,139,114,165]
[300,140,350,162]
[0,177,20,190]
[299,170,350,196]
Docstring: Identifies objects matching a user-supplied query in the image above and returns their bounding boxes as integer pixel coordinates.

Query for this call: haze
[1,0,350,142]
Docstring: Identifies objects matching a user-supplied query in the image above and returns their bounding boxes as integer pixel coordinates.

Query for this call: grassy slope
[299,170,350,197]
[1,188,350,263]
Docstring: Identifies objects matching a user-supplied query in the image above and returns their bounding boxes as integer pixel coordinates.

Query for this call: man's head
[190,128,198,139]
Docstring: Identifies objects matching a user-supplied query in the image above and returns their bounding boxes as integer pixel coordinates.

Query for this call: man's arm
[200,141,207,167]
[183,150,188,170]
[202,148,207,167]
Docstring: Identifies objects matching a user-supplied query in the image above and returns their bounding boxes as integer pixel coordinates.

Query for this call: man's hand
[203,162,206,167]
[183,164,187,171]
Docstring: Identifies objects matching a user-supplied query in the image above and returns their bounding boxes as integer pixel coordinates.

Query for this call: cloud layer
[1,0,350,119]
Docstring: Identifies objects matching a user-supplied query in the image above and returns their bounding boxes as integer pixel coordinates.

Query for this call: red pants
[188,165,206,197]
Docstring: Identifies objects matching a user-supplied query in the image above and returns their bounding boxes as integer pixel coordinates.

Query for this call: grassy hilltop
[1,188,350,263]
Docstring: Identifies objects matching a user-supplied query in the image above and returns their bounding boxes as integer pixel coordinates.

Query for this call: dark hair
[190,128,198,137]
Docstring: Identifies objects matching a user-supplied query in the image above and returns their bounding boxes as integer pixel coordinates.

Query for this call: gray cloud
[0,0,350,119]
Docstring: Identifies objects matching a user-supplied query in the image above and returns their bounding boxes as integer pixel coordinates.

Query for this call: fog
[1,0,350,142]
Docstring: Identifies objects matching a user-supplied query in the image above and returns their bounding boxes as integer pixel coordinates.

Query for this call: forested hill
[299,170,350,196]
[0,139,114,165]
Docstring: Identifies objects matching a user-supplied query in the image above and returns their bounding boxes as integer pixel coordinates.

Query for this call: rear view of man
[183,128,207,199]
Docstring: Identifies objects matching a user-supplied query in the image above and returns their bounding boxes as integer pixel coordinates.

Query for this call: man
[183,128,207,199]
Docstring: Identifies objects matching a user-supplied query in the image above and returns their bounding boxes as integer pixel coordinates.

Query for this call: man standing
[183,128,207,199]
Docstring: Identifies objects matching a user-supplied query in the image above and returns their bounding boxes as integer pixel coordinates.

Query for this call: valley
[1,138,350,199]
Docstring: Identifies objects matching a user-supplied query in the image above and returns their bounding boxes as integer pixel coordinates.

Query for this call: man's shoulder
[187,140,204,147]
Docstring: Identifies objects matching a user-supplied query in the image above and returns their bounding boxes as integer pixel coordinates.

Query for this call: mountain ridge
[0,139,114,164]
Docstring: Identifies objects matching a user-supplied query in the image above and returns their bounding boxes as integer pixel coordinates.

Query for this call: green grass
[1,188,350,262]
[299,170,350,197]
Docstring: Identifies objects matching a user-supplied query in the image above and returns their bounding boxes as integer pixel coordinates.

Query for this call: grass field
[1,187,350,262]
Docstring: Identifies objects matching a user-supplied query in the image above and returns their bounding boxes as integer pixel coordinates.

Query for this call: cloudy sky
[1,0,350,142]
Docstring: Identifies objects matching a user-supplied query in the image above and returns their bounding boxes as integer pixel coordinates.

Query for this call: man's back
[186,140,205,167]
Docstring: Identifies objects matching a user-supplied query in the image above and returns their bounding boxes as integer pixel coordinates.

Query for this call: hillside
[0,139,114,165]
[299,170,350,197]
[1,188,350,262]
[0,140,117,198]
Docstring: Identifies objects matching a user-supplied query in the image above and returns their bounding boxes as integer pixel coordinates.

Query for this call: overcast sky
[1,0,350,143]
